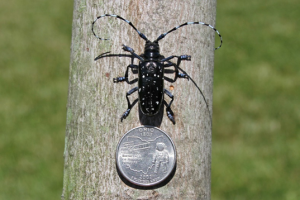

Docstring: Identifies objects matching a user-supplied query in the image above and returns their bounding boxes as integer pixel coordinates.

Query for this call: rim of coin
[116,126,176,187]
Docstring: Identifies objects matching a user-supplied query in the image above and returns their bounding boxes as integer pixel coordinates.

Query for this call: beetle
[92,14,222,124]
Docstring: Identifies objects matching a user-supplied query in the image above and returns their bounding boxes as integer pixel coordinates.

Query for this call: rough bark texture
[62,0,216,199]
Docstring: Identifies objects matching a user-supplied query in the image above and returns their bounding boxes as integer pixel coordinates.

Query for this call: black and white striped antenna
[155,21,222,50]
[92,14,149,42]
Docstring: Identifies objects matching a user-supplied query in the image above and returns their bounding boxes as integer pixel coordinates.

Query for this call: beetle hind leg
[121,98,138,122]
[165,104,175,125]
[164,89,175,124]
[121,87,138,122]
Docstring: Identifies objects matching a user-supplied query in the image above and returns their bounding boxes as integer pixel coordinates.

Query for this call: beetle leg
[164,89,175,124]
[163,65,189,83]
[122,44,144,61]
[164,69,176,73]
[161,55,176,62]
[161,55,191,62]
[163,76,176,83]
[162,55,191,83]
[177,72,189,80]
[113,64,138,84]
[121,87,138,122]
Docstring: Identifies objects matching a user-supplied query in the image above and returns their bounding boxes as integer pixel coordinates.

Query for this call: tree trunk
[62,0,217,199]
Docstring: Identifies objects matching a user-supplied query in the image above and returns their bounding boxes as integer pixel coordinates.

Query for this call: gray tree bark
[62,0,217,199]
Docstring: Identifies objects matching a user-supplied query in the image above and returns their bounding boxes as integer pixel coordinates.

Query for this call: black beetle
[92,14,222,124]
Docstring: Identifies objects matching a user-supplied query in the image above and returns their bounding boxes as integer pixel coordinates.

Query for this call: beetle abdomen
[138,61,164,116]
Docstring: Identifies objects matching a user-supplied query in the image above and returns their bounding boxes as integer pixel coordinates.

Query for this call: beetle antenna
[155,21,222,50]
[92,14,149,42]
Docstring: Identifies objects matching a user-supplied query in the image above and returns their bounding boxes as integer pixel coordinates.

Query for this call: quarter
[116,126,176,187]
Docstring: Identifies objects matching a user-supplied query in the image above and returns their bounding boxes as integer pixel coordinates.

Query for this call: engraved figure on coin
[116,126,176,186]
[152,142,169,173]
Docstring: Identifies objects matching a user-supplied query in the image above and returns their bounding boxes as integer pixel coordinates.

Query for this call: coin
[116,126,176,187]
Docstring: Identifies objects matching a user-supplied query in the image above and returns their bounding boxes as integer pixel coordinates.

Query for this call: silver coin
[116,126,176,187]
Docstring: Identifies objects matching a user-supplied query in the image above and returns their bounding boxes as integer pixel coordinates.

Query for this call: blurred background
[0,0,299,199]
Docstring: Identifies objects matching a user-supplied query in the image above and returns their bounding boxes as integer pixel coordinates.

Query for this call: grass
[0,0,299,199]
[0,0,72,199]
[212,0,300,199]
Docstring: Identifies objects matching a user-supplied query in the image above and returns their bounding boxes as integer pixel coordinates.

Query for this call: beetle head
[144,41,160,59]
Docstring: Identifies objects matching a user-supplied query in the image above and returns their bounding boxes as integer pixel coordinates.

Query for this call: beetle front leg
[164,89,175,124]
[161,55,191,63]
[121,87,138,122]
[122,44,144,61]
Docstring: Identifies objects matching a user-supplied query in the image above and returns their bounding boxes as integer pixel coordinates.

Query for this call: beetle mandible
[92,14,222,124]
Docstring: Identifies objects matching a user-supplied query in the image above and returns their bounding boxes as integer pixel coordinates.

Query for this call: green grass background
[0,0,299,199]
